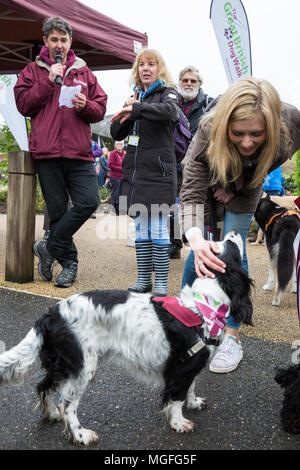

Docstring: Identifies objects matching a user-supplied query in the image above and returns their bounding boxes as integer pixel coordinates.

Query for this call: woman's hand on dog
[189,232,226,279]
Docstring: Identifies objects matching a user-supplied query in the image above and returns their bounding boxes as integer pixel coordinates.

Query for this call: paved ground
[0,211,300,451]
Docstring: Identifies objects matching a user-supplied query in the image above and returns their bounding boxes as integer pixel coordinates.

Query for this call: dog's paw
[72,428,99,446]
[272,298,281,306]
[263,283,273,291]
[170,417,194,433]
[186,396,207,410]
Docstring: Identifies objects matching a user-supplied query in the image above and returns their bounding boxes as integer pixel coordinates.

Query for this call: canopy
[0,0,148,73]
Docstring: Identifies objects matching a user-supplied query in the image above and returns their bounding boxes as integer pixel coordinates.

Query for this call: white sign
[0,74,29,151]
[210,0,252,84]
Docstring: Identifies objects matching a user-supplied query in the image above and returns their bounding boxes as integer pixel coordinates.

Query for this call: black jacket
[110,84,179,214]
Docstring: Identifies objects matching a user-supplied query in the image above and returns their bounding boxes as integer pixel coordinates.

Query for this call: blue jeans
[134,213,170,245]
[181,211,254,329]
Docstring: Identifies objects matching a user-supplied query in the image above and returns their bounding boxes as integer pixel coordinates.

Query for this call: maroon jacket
[14,50,107,161]
[108,149,125,179]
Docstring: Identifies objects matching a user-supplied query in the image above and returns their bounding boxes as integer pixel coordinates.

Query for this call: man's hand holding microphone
[49,52,64,84]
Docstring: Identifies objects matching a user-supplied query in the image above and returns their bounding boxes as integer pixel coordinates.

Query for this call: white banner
[210,0,252,84]
[0,74,29,151]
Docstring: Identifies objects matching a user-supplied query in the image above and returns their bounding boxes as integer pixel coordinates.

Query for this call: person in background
[179,65,214,135]
[110,48,179,296]
[108,141,125,215]
[90,138,103,218]
[97,147,109,189]
[179,77,300,373]
[169,65,214,259]
[14,16,107,287]
[262,166,285,196]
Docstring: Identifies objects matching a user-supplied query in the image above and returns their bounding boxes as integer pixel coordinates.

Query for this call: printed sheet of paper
[59,85,81,108]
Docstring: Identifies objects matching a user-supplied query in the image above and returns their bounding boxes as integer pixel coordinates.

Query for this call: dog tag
[128,135,139,147]
[187,340,205,357]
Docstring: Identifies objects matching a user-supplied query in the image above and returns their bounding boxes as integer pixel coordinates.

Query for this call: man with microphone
[14,16,107,287]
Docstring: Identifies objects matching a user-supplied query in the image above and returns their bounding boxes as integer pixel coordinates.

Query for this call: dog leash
[208,188,220,241]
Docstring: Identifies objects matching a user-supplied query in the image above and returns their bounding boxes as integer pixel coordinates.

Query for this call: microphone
[55,52,62,85]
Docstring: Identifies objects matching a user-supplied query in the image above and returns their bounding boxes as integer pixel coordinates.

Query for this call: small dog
[254,196,300,306]
[0,231,253,446]
[251,194,298,246]
[275,340,300,434]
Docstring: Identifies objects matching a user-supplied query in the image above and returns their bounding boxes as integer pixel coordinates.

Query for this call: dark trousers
[110,177,122,213]
[34,158,99,263]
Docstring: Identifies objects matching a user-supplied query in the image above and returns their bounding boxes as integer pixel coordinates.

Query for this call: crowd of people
[14,16,300,374]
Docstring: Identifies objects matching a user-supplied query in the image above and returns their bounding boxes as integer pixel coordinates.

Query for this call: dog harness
[264,209,300,232]
[152,293,230,338]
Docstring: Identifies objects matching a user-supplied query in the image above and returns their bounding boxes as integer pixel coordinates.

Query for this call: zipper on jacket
[130,119,139,207]
[129,92,143,207]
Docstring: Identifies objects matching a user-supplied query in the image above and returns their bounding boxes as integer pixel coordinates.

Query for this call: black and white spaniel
[0,231,253,446]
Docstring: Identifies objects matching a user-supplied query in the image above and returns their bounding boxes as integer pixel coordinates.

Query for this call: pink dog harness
[152,293,230,338]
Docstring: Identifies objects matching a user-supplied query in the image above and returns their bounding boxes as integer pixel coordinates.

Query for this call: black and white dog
[0,231,253,446]
[254,195,300,306]
[275,340,300,434]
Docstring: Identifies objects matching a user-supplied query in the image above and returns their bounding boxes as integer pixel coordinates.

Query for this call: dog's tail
[0,326,43,385]
[277,229,296,292]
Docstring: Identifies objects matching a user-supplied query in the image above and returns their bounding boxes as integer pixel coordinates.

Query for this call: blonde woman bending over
[179,77,300,373]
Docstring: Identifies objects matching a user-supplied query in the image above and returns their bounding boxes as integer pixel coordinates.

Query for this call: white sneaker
[209,335,243,373]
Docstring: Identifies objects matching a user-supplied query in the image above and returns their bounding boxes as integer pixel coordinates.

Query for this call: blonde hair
[130,48,173,89]
[202,77,291,189]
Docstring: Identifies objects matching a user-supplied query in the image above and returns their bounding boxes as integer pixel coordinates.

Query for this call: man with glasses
[179,65,214,134]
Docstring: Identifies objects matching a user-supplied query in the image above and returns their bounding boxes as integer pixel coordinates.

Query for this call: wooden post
[5,151,36,283]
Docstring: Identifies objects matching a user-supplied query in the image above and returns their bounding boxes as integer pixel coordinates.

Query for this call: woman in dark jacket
[111,48,179,295]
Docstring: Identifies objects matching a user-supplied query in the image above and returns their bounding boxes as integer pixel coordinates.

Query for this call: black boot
[33,240,55,282]
[54,260,78,288]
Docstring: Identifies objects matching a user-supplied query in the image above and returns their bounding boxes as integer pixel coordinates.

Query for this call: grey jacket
[179,102,300,236]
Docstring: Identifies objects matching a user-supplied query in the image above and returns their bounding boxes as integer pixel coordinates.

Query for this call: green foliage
[0,154,8,187]
[283,173,296,194]
[0,124,20,153]
[294,149,300,195]
[0,188,7,202]
[99,185,110,200]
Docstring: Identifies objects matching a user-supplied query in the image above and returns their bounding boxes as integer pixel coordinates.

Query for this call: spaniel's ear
[216,263,254,326]
[215,240,254,326]
[229,269,253,326]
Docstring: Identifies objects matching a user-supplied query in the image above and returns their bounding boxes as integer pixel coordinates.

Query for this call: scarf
[133,80,165,100]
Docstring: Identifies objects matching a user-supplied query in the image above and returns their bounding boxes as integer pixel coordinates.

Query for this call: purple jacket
[14,48,107,161]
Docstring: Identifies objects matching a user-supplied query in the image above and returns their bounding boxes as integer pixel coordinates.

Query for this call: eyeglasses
[181,78,198,84]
